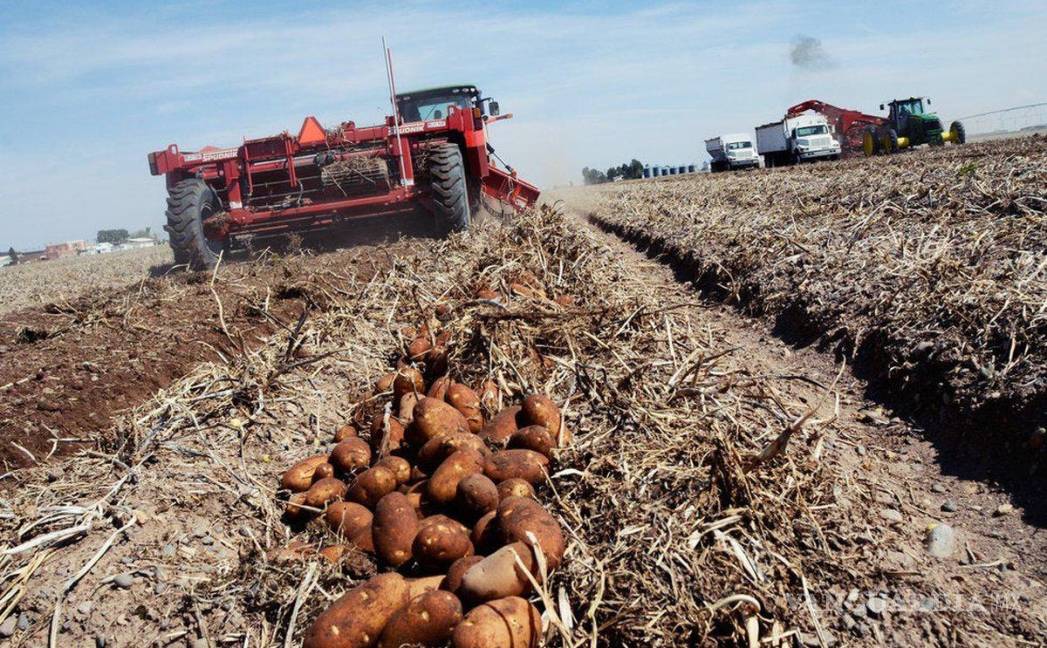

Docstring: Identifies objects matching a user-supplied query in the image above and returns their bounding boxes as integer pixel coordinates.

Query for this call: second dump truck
[704,134,760,172]
[756,113,841,167]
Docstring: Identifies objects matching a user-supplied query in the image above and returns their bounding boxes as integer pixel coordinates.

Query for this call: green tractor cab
[862,97,966,156]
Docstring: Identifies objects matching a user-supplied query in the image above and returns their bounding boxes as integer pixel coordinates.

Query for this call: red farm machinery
[786,99,885,157]
[148,81,539,269]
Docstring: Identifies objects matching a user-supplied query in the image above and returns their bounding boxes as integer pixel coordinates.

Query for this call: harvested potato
[373,492,418,567]
[419,514,470,536]
[325,501,373,538]
[456,473,499,517]
[398,392,421,424]
[428,449,485,504]
[457,542,535,602]
[521,394,561,442]
[284,492,310,520]
[330,437,372,474]
[442,555,484,594]
[446,383,484,433]
[375,456,411,485]
[554,294,575,307]
[304,477,348,508]
[319,544,349,564]
[507,425,554,457]
[378,590,463,648]
[417,431,487,472]
[509,282,546,301]
[427,375,452,401]
[334,424,357,442]
[348,465,398,508]
[407,335,432,361]
[407,574,446,600]
[451,596,541,648]
[475,287,500,300]
[413,517,474,564]
[470,510,499,553]
[314,463,336,480]
[498,496,565,569]
[303,573,409,648]
[370,414,406,456]
[281,454,330,492]
[375,372,396,394]
[409,397,470,446]
[393,366,425,402]
[496,478,535,501]
[484,449,549,484]
[479,406,522,445]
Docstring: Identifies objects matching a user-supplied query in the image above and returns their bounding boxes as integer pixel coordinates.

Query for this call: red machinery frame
[148,102,538,240]
[786,99,884,156]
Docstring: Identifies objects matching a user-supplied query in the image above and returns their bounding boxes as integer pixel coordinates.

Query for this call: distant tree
[581,167,608,185]
[606,167,619,181]
[97,229,129,244]
[626,159,644,179]
[7,247,18,265]
[129,226,154,239]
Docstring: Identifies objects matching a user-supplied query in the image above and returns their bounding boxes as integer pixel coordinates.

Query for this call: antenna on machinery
[382,36,411,187]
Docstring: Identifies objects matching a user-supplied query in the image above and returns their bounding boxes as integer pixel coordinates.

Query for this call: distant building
[81,242,115,255]
[44,240,87,260]
[123,237,157,249]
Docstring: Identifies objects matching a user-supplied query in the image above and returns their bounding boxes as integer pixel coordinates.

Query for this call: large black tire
[165,179,223,270]
[428,144,471,235]
[882,128,899,154]
[951,120,966,145]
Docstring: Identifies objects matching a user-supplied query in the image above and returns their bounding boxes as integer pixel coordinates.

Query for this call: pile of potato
[276,314,570,648]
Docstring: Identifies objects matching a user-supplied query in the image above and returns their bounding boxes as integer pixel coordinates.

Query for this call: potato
[398,392,421,425]
[378,590,463,648]
[373,492,418,567]
[409,397,470,447]
[484,449,549,484]
[348,465,398,508]
[314,463,336,480]
[375,372,396,393]
[479,406,522,445]
[325,501,373,538]
[457,542,535,603]
[475,287,500,301]
[331,437,372,474]
[413,517,474,564]
[510,282,546,301]
[304,477,348,508]
[417,431,487,472]
[319,544,349,564]
[370,414,406,456]
[498,496,565,569]
[303,573,409,648]
[334,424,358,442]
[284,492,310,520]
[470,510,499,553]
[428,449,485,504]
[393,366,425,402]
[407,335,433,361]
[442,555,484,594]
[420,514,470,535]
[351,523,376,553]
[497,478,535,501]
[446,383,484,433]
[507,425,554,457]
[456,473,499,517]
[451,596,541,648]
[281,454,330,492]
[427,375,452,401]
[269,539,316,563]
[521,394,561,442]
[554,294,575,307]
[426,345,449,376]
[375,456,411,485]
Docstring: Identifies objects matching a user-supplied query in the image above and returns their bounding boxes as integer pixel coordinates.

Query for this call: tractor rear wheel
[165,179,223,270]
[863,128,879,157]
[428,144,471,235]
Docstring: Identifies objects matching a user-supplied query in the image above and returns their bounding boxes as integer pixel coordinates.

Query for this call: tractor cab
[881,97,930,132]
[395,85,500,122]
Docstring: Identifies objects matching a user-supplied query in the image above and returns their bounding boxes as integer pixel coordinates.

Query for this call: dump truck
[862,97,965,156]
[148,83,539,269]
[705,134,760,172]
[755,113,841,167]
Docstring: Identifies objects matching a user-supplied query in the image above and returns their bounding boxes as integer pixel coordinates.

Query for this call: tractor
[862,97,966,156]
[148,83,539,269]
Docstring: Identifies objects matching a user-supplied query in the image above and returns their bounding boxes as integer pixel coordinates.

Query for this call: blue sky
[1,0,1045,249]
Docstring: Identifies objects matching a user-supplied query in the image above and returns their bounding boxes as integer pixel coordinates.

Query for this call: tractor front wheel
[165,179,224,270]
[428,143,471,235]
[950,121,967,145]
[881,128,900,154]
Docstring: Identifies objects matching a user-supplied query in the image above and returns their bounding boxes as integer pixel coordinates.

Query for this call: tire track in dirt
[566,202,1047,643]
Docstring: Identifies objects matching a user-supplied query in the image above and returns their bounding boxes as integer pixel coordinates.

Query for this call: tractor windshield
[796,125,828,137]
[396,88,478,122]
[895,100,924,116]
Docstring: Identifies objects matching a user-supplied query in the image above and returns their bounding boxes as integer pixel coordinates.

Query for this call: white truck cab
[705,133,760,172]
[756,114,841,167]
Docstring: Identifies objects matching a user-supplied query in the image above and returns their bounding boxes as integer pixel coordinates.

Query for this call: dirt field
[0,247,174,316]
[0,148,1044,646]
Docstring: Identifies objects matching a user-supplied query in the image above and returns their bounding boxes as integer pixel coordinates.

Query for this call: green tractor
[862,97,966,156]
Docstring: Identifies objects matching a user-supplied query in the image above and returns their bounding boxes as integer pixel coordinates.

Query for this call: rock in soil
[926,524,957,558]
[942,500,958,512]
